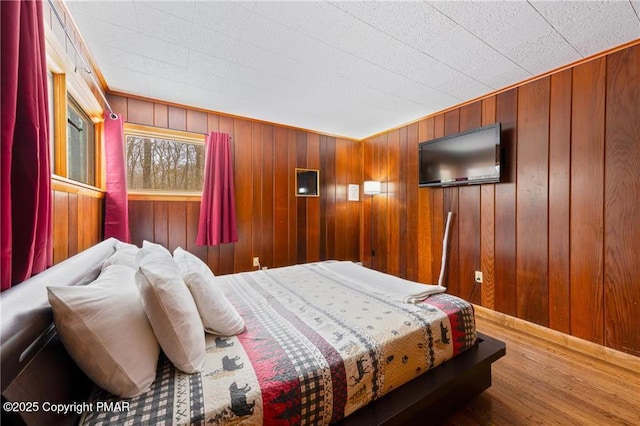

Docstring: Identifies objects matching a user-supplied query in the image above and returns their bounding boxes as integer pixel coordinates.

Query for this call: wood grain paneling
[52,188,102,265]
[274,127,290,268]
[67,194,78,256]
[113,94,360,278]
[397,127,408,279]
[387,130,400,276]
[126,98,154,125]
[186,201,207,261]
[251,122,263,270]
[405,123,419,282]
[516,77,550,326]
[306,133,321,262]
[480,96,497,309]
[360,41,640,356]
[287,131,297,266]
[129,200,154,243]
[375,135,388,273]
[458,103,482,302]
[186,110,207,134]
[53,192,69,264]
[258,125,276,267]
[296,132,308,264]
[335,138,348,261]
[362,134,374,267]
[233,119,253,273]
[480,184,495,309]
[494,89,518,317]
[443,110,460,296]
[570,58,606,345]
[417,119,434,284]
[168,106,186,131]
[347,139,362,269]
[154,103,168,128]
[604,44,640,356]
[548,69,572,334]
[167,201,186,252]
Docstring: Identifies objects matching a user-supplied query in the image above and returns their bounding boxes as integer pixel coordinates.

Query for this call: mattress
[81,262,476,425]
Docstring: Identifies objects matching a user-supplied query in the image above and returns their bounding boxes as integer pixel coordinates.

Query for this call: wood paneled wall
[52,181,103,265]
[111,94,361,274]
[363,43,640,357]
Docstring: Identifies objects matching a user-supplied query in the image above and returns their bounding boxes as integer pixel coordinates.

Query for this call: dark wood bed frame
[1,238,505,425]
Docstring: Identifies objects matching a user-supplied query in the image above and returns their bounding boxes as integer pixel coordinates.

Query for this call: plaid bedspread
[82,262,476,425]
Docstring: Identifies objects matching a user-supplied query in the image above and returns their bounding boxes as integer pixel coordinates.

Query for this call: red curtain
[196,132,238,246]
[1,0,52,291]
[103,112,130,242]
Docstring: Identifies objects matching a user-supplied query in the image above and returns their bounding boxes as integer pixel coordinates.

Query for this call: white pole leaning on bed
[437,211,454,288]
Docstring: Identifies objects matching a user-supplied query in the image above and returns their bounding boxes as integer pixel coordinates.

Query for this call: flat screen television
[419,122,501,187]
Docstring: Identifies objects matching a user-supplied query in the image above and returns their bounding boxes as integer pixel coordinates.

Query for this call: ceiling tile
[134,3,194,46]
[104,65,149,95]
[531,0,640,56]
[143,57,186,82]
[65,1,640,139]
[66,1,138,30]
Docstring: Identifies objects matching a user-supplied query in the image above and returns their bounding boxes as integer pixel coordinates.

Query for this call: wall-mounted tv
[419,123,502,187]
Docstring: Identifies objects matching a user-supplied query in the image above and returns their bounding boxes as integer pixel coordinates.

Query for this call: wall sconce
[363,180,382,196]
[364,181,381,269]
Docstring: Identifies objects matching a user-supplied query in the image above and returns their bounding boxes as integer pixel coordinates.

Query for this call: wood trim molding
[94,120,105,190]
[128,192,202,202]
[52,175,105,198]
[124,123,205,143]
[473,305,640,374]
[52,72,67,177]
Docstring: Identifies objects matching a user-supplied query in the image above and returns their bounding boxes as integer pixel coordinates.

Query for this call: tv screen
[419,123,501,187]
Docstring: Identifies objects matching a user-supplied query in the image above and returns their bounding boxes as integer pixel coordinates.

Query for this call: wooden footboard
[339,332,506,425]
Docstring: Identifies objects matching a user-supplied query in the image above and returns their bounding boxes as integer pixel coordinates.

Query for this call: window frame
[47,66,103,190]
[124,123,206,197]
[66,96,96,186]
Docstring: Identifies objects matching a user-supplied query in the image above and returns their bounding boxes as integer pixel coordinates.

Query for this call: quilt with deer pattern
[81,262,476,425]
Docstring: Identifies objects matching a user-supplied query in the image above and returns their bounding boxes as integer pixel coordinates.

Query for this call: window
[66,97,95,185]
[125,125,205,192]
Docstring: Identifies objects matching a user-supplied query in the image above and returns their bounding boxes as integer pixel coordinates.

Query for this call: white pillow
[142,240,171,256]
[48,265,159,398]
[115,240,138,251]
[173,247,214,278]
[135,248,205,373]
[173,247,244,336]
[102,245,138,270]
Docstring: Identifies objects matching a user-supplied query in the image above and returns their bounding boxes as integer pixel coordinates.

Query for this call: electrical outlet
[253,257,260,267]
[474,271,483,284]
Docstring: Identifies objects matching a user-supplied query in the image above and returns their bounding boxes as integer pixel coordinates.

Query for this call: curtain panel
[103,112,130,242]
[1,0,52,291]
[196,132,238,246]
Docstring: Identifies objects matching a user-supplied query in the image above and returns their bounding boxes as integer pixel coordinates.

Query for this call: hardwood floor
[445,311,640,425]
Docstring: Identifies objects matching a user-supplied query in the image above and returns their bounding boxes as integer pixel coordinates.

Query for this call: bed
[1,238,505,425]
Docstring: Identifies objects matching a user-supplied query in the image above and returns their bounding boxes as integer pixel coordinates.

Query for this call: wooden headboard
[1,238,117,426]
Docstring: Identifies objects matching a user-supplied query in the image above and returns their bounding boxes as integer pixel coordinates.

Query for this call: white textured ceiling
[66,1,640,139]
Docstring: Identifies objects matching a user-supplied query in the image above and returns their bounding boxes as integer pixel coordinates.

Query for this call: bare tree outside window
[126,134,204,192]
